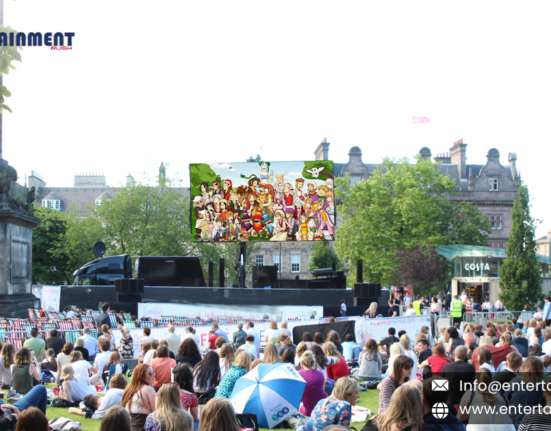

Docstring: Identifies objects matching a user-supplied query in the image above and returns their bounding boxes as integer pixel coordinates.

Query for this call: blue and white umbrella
[230,362,306,429]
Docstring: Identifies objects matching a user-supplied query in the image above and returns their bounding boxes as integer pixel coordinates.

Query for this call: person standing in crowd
[11,348,41,395]
[144,384,193,431]
[340,299,347,317]
[430,297,441,316]
[450,295,463,326]
[245,322,260,351]
[412,296,423,315]
[422,377,465,431]
[543,296,551,327]
[118,325,134,359]
[299,377,359,431]
[405,303,417,316]
[379,355,414,414]
[81,327,98,361]
[96,303,113,329]
[99,324,115,351]
[122,364,157,431]
[45,330,65,356]
[364,302,378,319]
[388,298,400,317]
[176,339,202,368]
[440,346,475,408]
[232,323,247,349]
[165,326,181,356]
[212,323,229,342]
[23,328,45,361]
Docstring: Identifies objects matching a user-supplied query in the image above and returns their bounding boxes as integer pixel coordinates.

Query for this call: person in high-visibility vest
[451,294,463,326]
[412,295,422,315]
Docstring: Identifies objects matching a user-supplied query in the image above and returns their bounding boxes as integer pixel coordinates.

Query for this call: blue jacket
[543,301,551,321]
[423,413,465,431]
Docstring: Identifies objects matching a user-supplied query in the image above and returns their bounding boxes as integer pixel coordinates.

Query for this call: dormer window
[42,199,61,211]
[488,177,499,191]
[349,176,362,185]
[95,199,103,207]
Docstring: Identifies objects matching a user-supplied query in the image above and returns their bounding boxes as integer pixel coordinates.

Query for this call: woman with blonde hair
[295,342,308,367]
[463,324,478,347]
[60,364,91,403]
[298,351,327,416]
[264,321,281,344]
[526,319,537,339]
[478,335,493,347]
[118,324,134,359]
[300,376,359,431]
[279,320,291,337]
[214,350,252,398]
[399,334,418,380]
[363,385,423,431]
[323,342,348,380]
[263,343,280,364]
[219,344,235,377]
[386,342,406,375]
[438,327,450,344]
[198,398,241,431]
[144,383,193,431]
[365,302,378,319]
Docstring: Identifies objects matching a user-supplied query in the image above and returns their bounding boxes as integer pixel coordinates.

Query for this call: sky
[3,1,550,238]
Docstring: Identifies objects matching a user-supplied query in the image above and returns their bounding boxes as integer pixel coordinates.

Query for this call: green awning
[436,245,551,264]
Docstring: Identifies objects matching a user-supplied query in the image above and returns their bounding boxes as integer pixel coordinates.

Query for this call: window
[488,177,499,191]
[349,176,362,185]
[291,254,300,273]
[95,199,103,207]
[273,255,279,269]
[42,199,61,211]
[490,242,506,248]
[255,255,264,266]
[487,215,502,230]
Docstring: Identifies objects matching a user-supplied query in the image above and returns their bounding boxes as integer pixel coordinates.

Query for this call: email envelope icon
[432,379,448,391]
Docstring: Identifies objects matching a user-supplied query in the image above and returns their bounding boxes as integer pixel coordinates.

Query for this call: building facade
[30,138,520,283]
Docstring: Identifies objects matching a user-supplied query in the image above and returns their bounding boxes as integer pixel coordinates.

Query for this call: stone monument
[0,156,40,317]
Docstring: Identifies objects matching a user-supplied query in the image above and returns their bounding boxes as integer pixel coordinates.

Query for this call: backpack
[51,397,80,408]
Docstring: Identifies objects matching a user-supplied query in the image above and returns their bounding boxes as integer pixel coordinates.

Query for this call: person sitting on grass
[101,351,128,385]
[361,385,422,431]
[11,347,41,395]
[59,364,92,403]
[172,365,199,429]
[122,364,157,431]
[0,385,48,431]
[298,376,359,431]
[151,345,177,389]
[214,350,252,398]
[144,383,193,431]
[68,373,128,419]
[93,338,113,378]
[198,398,242,431]
[100,406,132,431]
[14,406,49,431]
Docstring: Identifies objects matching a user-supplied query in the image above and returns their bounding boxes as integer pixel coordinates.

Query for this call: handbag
[49,417,82,431]
[196,387,216,404]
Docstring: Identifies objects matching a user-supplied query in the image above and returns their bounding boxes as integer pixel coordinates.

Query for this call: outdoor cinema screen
[190,160,335,242]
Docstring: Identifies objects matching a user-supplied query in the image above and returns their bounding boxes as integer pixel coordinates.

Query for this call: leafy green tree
[32,207,71,284]
[334,157,490,286]
[0,25,23,113]
[499,184,542,310]
[309,242,342,272]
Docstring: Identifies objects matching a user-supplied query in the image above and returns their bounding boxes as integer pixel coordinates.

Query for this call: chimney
[508,153,519,179]
[419,147,432,161]
[314,138,330,161]
[126,174,135,186]
[450,138,467,179]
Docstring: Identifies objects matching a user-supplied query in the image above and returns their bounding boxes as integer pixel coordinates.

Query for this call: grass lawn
[42,384,379,431]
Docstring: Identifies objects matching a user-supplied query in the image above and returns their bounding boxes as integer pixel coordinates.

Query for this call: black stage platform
[60,285,355,312]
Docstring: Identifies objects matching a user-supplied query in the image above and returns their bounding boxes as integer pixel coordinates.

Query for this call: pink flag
[412,116,429,124]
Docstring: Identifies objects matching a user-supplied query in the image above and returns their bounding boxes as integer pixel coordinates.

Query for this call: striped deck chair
[64,330,82,344]
[141,320,153,328]
[108,314,118,328]
[91,311,100,323]
[116,313,124,322]
[27,309,37,323]
[82,321,96,331]
[81,315,93,323]
[123,313,131,321]
[123,321,136,329]
[70,318,82,329]
[57,321,72,331]
[5,337,22,349]
[0,328,6,342]
[158,319,171,327]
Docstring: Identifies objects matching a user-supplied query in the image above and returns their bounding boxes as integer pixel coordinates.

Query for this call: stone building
[537,229,551,257]
[30,137,521,283]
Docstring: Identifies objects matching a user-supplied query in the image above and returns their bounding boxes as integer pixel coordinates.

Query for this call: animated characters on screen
[190,161,334,242]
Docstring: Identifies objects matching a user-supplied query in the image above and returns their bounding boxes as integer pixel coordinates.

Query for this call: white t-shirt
[341,303,347,312]
[315,356,338,380]
[182,333,201,350]
[143,349,155,364]
[241,344,258,359]
[68,374,91,402]
[246,328,261,350]
[543,339,551,355]
[71,360,92,384]
[93,351,112,376]
[405,308,417,316]
[92,388,124,419]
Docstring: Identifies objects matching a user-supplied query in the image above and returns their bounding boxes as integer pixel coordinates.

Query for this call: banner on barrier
[354,315,432,347]
[137,302,323,322]
[41,285,61,312]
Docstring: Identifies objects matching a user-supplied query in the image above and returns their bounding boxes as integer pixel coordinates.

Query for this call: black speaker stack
[353,282,381,298]
[114,278,144,302]
[252,266,279,288]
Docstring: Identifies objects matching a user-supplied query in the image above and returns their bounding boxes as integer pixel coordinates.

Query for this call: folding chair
[236,414,259,431]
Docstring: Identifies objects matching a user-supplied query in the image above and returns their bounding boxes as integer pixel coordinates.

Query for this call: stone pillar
[0,158,40,318]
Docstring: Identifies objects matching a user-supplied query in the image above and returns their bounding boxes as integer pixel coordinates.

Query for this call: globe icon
[432,402,449,419]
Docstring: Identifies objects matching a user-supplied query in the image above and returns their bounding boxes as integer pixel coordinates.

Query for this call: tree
[392,247,448,296]
[499,184,542,310]
[0,25,23,114]
[32,207,71,284]
[334,157,490,286]
[309,242,342,272]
